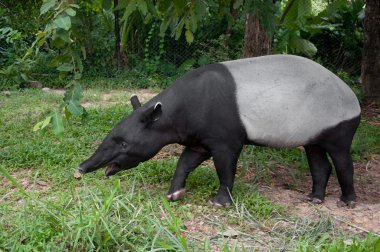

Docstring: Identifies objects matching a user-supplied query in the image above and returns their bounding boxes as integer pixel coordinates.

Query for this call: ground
[0,88,379,251]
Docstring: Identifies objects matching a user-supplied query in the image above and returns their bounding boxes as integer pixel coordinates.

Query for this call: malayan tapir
[78,55,361,208]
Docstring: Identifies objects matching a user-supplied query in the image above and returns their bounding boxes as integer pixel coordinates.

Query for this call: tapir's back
[221,55,361,147]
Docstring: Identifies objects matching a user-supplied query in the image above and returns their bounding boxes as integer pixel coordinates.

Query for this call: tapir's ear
[130,94,141,110]
[141,102,162,123]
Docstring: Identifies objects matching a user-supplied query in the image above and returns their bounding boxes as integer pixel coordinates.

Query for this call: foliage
[275,0,318,57]
[0,27,35,86]
[143,22,165,73]
[308,0,364,74]
[117,0,210,47]
[18,0,86,135]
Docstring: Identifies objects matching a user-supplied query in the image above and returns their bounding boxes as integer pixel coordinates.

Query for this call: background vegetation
[0,0,366,88]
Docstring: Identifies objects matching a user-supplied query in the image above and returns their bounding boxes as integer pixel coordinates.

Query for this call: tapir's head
[78,95,172,176]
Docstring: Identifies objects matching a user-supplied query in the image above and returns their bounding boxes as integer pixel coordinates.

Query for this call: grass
[0,87,379,251]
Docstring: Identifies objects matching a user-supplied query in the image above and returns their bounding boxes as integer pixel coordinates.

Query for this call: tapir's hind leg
[304,145,332,203]
[319,115,360,208]
[325,148,356,208]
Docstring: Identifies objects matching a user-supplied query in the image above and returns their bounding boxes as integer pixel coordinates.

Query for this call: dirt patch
[0,169,49,204]
[361,102,380,123]
[40,88,159,108]
[83,89,158,108]
[153,144,184,160]
[258,159,380,235]
[41,87,65,95]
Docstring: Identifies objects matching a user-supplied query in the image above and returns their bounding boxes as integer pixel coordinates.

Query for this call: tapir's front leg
[207,144,243,207]
[167,146,210,201]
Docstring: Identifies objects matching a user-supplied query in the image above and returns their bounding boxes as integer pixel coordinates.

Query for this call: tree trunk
[361,0,380,101]
[225,0,239,46]
[114,0,122,70]
[242,15,271,58]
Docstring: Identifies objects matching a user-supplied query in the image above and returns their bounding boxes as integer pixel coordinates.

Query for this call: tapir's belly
[222,55,361,147]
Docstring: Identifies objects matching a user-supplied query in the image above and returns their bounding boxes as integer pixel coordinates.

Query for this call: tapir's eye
[121,141,127,148]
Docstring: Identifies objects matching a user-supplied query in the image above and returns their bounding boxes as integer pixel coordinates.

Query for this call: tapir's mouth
[105,164,122,177]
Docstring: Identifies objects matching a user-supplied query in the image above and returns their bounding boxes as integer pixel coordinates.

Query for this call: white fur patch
[154,102,162,110]
[222,55,361,147]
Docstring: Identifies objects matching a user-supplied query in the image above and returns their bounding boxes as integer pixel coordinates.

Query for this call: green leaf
[33,116,52,131]
[185,30,193,43]
[158,0,171,12]
[172,0,185,12]
[64,83,83,103]
[115,0,129,11]
[51,112,64,135]
[189,14,197,32]
[37,37,46,47]
[56,29,71,43]
[24,47,34,58]
[174,18,185,40]
[66,100,83,116]
[121,0,137,21]
[290,35,317,57]
[63,84,84,116]
[72,51,83,77]
[40,0,57,15]
[160,17,172,36]
[33,121,44,132]
[51,37,66,48]
[102,0,112,10]
[20,73,28,81]
[137,0,148,15]
[57,63,74,72]
[53,16,72,31]
[298,0,312,23]
[233,0,244,10]
[65,8,76,17]
[48,54,71,68]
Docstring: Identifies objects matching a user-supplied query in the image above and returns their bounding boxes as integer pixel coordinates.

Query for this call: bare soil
[258,160,380,235]
[0,169,50,205]
[82,89,157,108]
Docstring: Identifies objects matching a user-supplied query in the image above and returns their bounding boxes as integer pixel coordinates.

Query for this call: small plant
[33,83,86,135]
[144,23,166,74]
[152,198,190,251]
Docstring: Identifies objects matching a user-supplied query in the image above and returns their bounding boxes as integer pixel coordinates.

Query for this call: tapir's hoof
[166,189,186,201]
[337,200,356,209]
[207,200,227,208]
[206,196,231,208]
[303,195,323,204]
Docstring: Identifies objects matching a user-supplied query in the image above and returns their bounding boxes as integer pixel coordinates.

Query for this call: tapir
[78,55,361,208]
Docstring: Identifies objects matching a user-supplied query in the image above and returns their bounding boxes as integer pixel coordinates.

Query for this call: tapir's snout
[78,153,126,176]
[78,153,105,174]
[77,160,94,174]
[77,164,88,174]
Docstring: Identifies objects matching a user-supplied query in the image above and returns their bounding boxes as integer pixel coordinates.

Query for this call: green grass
[0,88,379,251]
